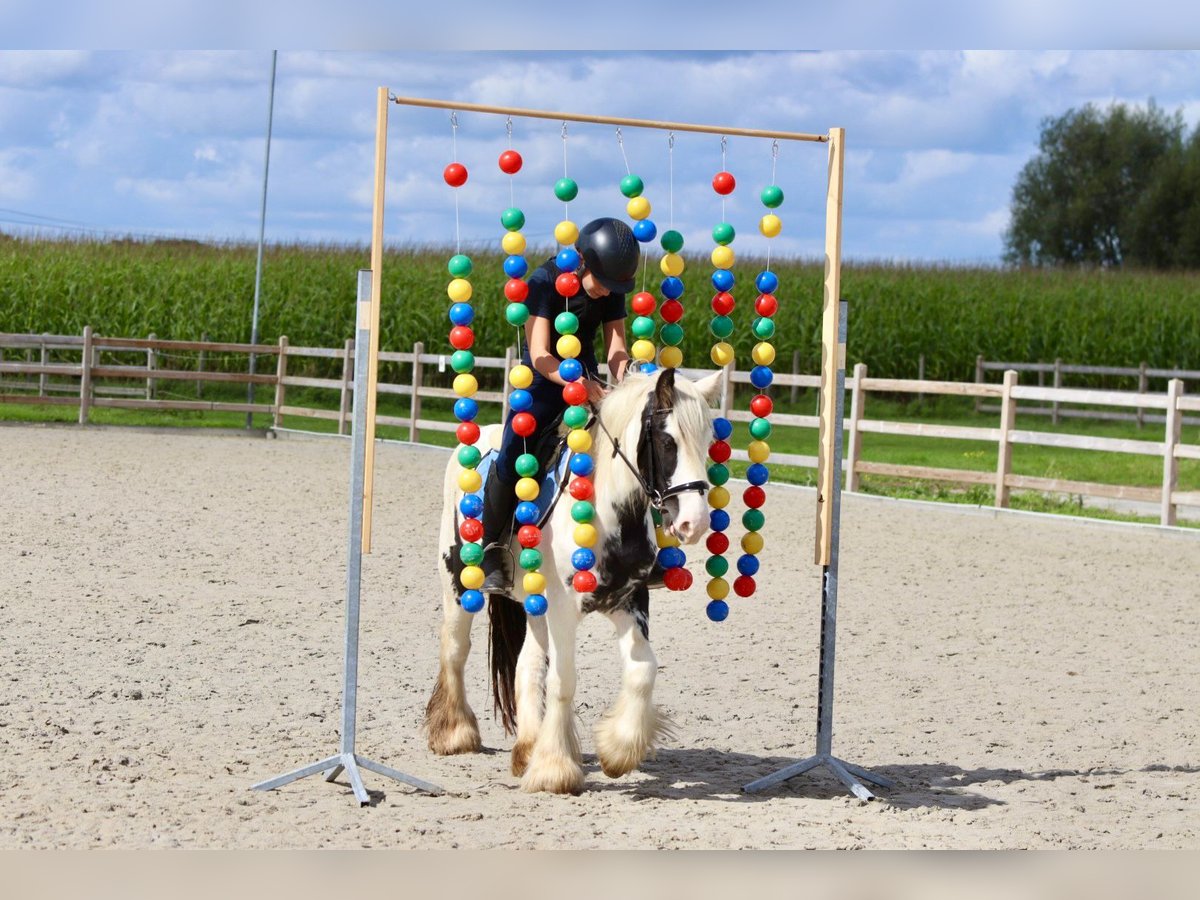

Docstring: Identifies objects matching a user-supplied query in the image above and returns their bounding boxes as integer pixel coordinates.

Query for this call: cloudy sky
[1,50,1198,263]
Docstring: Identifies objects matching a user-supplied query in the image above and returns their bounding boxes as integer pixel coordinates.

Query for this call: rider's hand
[585,379,608,405]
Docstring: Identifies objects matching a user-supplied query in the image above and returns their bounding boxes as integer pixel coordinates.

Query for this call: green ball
[563,406,589,429]
[743,509,766,532]
[447,254,473,277]
[554,177,579,202]
[505,302,530,326]
[752,316,776,339]
[749,417,772,440]
[660,229,684,253]
[515,453,539,478]
[501,207,525,231]
[706,555,729,577]
[459,542,483,566]
[631,316,656,339]
[660,323,684,346]
[707,463,729,486]
[450,349,475,373]
[712,222,736,245]
[760,184,784,209]
[519,548,543,571]
[458,444,481,468]
[555,311,579,335]
[571,500,595,523]
[620,174,644,198]
[710,315,734,339]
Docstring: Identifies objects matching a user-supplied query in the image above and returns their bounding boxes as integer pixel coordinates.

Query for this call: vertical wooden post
[273,335,288,428]
[338,338,354,435]
[720,358,735,421]
[995,369,1018,508]
[79,326,93,424]
[790,349,800,404]
[1052,358,1062,426]
[409,341,424,443]
[39,333,49,397]
[500,345,515,424]
[362,85,390,554]
[1161,379,1183,526]
[197,332,207,398]
[146,333,157,400]
[974,354,985,414]
[1137,362,1148,430]
[846,362,867,493]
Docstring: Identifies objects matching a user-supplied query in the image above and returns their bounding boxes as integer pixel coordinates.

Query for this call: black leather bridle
[590,403,708,515]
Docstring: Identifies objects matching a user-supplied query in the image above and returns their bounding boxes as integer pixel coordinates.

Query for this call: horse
[426,366,723,794]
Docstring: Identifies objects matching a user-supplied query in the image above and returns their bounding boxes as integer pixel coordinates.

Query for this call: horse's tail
[488,595,525,735]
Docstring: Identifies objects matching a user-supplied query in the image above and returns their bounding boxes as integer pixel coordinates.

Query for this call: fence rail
[2,330,1197,526]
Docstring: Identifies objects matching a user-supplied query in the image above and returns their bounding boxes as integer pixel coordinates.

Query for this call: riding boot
[480,475,518,597]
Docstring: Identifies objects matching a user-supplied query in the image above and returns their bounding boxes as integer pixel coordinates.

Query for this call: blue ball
[571,547,596,571]
[459,493,483,518]
[504,255,529,278]
[746,463,770,486]
[712,269,735,292]
[660,276,684,299]
[515,501,540,525]
[633,219,657,242]
[710,509,730,532]
[558,358,583,382]
[756,270,779,293]
[509,388,533,412]
[453,397,478,421]
[737,553,760,576]
[448,302,474,326]
[706,599,730,622]
[750,366,774,389]
[569,452,594,477]
[640,362,658,374]
[657,546,686,569]
[556,247,581,272]
[524,593,548,616]
[460,589,485,614]
[712,416,733,440]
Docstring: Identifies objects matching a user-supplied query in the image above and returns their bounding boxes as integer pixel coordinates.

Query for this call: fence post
[1052,358,1062,426]
[79,326,93,424]
[410,341,424,443]
[146,333,157,400]
[974,354,985,414]
[338,338,354,435]
[720,358,735,421]
[1137,362,1148,430]
[846,362,867,492]
[995,369,1018,508]
[197,333,208,398]
[272,336,288,428]
[501,345,516,423]
[39,332,49,397]
[1161,379,1183,527]
[790,349,801,404]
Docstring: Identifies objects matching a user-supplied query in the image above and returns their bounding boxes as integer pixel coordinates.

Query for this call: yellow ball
[656,527,679,549]
[556,334,581,359]
[710,341,735,367]
[759,214,782,238]
[453,373,477,397]
[458,468,482,493]
[460,565,484,590]
[660,253,685,277]
[752,341,776,367]
[447,278,472,302]
[711,245,735,269]
[748,440,771,464]
[574,523,598,548]
[515,477,540,502]
[707,577,730,600]
[631,339,656,362]
[659,346,683,369]
[554,220,579,245]
[741,531,764,555]
[567,428,592,453]
[626,196,651,220]
[523,572,546,594]
[509,364,533,389]
[708,485,730,509]
[502,231,526,255]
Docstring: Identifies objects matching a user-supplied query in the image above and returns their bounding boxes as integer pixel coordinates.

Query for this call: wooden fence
[2,330,1197,526]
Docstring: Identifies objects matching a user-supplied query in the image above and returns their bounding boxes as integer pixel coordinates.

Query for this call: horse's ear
[654,367,676,409]
[693,370,724,406]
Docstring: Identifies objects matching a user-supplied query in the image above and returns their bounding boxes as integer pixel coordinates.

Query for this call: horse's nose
[674,518,699,544]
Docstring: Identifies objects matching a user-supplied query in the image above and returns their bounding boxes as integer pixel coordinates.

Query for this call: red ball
[562,381,587,406]
[706,532,730,555]
[743,486,766,509]
[459,517,483,542]
[555,272,580,297]
[711,292,735,316]
[449,326,474,350]
[572,570,597,593]
[661,299,684,323]
[517,525,541,548]
[750,394,773,418]
[712,171,736,195]
[631,292,657,316]
[734,575,756,597]
[456,421,480,445]
[504,278,529,302]
[663,567,692,591]
[512,412,537,437]
[569,477,594,501]
[755,293,778,317]
[498,149,523,174]
[443,162,468,187]
[709,440,731,464]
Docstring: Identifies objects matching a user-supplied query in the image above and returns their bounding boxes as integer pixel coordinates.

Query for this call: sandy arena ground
[1,424,1198,849]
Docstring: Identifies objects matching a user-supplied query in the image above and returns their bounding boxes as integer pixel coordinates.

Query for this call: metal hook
[449,111,459,130]
[668,131,675,150]
[561,121,568,139]
[772,139,780,159]
[720,135,728,155]
[615,127,623,146]
[505,116,513,140]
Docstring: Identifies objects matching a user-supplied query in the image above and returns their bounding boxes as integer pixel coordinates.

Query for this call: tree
[1004,101,1186,267]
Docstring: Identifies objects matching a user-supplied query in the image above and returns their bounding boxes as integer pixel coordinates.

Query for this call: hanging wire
[720,135,728,223]
[615,128,631,175]
[668,132,675,230]
[767,139,779,269]
[506,117,515,206]
[450,111,461,254]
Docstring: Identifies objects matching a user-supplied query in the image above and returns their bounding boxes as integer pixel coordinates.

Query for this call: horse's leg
[510,615,548,777]
[426,560,481,756]
[521,594,584,794]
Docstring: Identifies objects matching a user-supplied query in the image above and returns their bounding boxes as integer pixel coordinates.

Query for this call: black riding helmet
[576,217,640,294]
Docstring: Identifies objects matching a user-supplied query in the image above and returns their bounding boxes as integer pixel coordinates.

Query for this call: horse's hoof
[510,738,535,776]
[428,718,482,756]
[521,753,585,795]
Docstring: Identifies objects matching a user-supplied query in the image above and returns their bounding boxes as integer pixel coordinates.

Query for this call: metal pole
[246,49,277,429]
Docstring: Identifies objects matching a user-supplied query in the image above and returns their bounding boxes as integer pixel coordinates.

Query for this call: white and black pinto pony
[427,367,722,794]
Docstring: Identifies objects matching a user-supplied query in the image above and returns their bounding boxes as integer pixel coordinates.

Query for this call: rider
[480,217,641,596]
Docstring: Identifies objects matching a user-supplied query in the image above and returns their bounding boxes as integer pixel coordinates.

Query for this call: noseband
[591,403,708,514]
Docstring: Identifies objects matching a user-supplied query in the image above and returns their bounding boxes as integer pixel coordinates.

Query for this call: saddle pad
[473,440,571,528]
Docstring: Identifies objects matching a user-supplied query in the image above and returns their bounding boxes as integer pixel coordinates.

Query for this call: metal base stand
[253,271,442,806]
[744,302,894,801]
